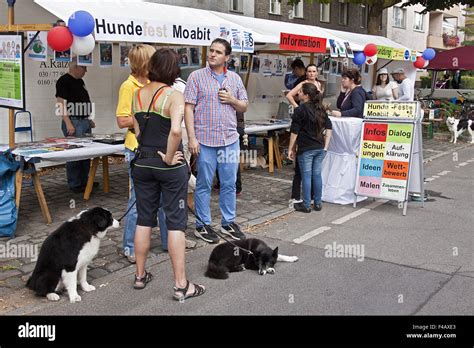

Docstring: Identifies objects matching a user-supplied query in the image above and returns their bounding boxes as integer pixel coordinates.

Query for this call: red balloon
[47,26,73,52]
[364,43,378,57]
[414,56,426,69]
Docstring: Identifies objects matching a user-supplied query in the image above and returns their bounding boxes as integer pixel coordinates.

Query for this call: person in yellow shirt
[116,44,170,263]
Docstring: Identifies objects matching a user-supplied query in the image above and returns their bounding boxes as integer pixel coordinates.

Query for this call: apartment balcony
[427,33,461,50]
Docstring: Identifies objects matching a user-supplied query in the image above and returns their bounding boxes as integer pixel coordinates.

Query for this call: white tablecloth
[322,116,367,204]
[11,140,124,162]
[245,120,291,134]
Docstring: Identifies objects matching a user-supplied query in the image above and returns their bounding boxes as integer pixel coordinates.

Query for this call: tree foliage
[459,6,474,46]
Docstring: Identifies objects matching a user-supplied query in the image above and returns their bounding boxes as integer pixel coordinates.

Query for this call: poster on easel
[354,101,424,215]
[0,33,25,110]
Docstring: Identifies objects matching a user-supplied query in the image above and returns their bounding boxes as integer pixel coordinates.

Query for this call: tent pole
[201,46,207,68]
[430,71,437,97]
[8,0,16,149]
[244,54,253,89]
[310,52,314,64]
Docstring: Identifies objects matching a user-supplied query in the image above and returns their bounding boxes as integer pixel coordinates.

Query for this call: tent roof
[212,11,411,52]
[34,0,413,52]
[427,46,474,71]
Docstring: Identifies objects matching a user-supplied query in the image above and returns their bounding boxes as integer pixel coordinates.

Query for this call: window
[393,7,406,28]
[413,12,424,31]
[320,3,330,23]
[359,4,367,28]
[338,0,348,26]
[230,0,242,12]
[442,16,457,36]
[269,0,281,15]
[292,1,304,18]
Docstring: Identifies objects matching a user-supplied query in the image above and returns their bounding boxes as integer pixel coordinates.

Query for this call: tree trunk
[367,0,401,35]
[367,2,385,35]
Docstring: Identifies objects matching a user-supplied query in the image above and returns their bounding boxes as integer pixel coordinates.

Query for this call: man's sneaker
[221,222,246,240]
[294,202,311,213]
[194,225,220,243]
[314,203,322,211]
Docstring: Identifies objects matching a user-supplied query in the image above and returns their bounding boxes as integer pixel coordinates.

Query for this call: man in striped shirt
[184,38,248,243]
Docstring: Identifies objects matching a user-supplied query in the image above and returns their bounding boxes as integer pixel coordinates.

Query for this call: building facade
[254,0,373,35]
[427,4,466,50]
[382,1,466,52]
[146,0,254,16]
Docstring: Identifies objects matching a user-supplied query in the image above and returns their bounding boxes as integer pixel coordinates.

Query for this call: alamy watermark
[55,101,96,119]
[324,242,365,262]
[217,149,257,167]
[0,242,38,262]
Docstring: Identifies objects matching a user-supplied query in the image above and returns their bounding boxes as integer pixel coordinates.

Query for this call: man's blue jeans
[123,149,167,256]
[61,119,91,189]
[298,149,326,209]
[195,140,239,227]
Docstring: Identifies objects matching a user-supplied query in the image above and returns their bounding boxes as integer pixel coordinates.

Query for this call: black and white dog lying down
[27,207,119,303]
[205,238,298,279]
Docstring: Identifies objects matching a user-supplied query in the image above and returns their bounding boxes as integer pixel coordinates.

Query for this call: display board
[354,101,424,215]
[0,33,25,110]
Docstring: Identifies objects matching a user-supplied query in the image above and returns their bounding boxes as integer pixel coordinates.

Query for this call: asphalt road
[6,145,473,316]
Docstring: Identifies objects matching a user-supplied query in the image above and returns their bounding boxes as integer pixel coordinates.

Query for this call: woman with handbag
[131,48,205,301]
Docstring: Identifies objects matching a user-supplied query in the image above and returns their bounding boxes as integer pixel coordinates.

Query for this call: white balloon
[423,59,430,68]
[365,54,378,65]
[71,34,95,56]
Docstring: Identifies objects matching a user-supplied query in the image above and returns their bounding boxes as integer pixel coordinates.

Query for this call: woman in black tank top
[131,49,205,300]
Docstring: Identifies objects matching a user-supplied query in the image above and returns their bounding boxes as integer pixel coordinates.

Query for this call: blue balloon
[353,51,366,65]
[68,10,95,37]
[422,48,436,61]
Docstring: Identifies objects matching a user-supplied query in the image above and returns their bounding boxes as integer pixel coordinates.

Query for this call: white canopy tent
[212,11,411,53]
[8,0,417,141]
[34,0,412,53]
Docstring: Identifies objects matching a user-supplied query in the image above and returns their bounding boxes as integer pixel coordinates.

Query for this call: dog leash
[188,206,254,257]
[117,200,136,222]
[117,199,254,257]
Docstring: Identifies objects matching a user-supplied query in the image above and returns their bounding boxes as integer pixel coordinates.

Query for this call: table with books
[9,136,124,224]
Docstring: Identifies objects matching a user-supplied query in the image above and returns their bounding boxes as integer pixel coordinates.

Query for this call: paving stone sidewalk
[0,137,471,299]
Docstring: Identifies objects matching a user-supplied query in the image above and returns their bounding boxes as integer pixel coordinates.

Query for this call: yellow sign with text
[364,102,417,119]
[377,45,393,60]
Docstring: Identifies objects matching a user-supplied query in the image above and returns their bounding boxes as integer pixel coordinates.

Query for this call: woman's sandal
[173,280,206,301]
[133,271,153,289]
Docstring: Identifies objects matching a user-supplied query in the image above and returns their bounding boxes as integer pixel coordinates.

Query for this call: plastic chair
[14,111,33,142]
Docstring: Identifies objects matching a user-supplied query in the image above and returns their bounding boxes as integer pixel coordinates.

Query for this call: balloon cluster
[352,43,378,66]
[47,11,95,56]
[414,48,436,69]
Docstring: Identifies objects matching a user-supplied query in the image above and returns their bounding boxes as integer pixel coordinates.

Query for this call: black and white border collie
[446,116,474,144]
[205,238,298,279]
[27,207,119,303]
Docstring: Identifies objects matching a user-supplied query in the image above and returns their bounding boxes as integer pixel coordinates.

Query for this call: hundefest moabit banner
[94,17,220,46]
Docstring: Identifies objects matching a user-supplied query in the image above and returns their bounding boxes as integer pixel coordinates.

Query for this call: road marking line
[432,175,440,178]
[331,208,370,225]
[293,226,331,244]
[330,199,388,225]
[437,170,451,176]
[365,199,389,209]
[459,162,468,167]
[424,178,435,182]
